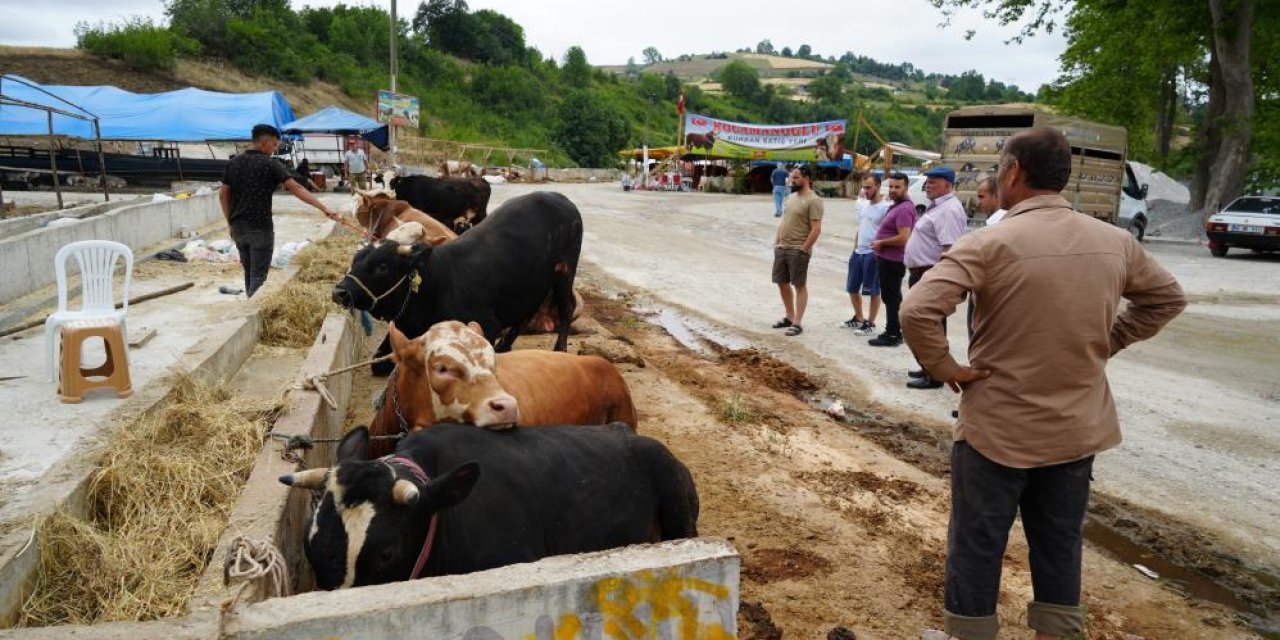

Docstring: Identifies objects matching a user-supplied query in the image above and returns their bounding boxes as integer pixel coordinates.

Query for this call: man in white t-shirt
[844,174,891,335]
[977,176,1006,225]
[344,144,369,190]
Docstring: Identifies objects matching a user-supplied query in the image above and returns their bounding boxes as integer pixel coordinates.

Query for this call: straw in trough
[259,232,362,348]
[16,375,282,626]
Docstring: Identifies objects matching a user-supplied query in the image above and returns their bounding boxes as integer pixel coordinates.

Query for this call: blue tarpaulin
[281,105,389,150]
[0,74,294,141]
[751,154,854,170]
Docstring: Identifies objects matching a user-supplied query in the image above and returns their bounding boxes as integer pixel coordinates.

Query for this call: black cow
[334,191,582,375]
[279,423,700,589]
[390,174,492,233]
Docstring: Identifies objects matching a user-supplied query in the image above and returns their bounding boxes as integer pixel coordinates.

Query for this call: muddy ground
[336,267,1259,639]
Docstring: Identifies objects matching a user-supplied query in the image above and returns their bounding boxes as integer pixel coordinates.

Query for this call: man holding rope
[220,124,342,298]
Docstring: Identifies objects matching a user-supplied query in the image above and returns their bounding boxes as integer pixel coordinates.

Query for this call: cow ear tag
[410,272,423,293]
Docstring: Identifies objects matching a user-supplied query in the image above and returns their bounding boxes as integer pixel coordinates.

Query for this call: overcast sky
[0,0,1067,91]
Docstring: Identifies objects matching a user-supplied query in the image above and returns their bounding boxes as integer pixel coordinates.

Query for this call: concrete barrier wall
[224,538,739,640]
[0,191,222,303]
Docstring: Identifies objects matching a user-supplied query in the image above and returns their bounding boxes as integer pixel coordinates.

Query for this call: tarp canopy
[0,74,294,141]
[281,105,389,150]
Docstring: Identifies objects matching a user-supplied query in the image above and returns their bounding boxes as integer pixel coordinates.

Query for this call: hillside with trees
[57,0,1274,204]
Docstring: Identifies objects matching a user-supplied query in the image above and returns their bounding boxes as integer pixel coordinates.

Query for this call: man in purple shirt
[902,165,969,388]
[868,172,916,347]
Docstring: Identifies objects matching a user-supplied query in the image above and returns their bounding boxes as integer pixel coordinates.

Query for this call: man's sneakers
[772,318,793,329]
[867,333,902,347]
[907,369,926,379]
[842,318,877,335]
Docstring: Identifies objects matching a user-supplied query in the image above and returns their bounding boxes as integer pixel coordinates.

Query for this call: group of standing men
[770,127,1186,640]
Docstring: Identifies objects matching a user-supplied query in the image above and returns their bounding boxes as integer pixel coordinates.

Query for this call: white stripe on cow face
[422,322,500,423]
[324,470,379,589]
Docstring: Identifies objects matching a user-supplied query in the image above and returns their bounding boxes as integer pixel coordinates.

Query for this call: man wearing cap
[220,124,341,298]
[901,165,968,389]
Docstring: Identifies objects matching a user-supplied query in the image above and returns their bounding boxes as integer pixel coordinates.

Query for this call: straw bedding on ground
[16,376,282,625]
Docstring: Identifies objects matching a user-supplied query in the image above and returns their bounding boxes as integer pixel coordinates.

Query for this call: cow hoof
[371,359,396,377]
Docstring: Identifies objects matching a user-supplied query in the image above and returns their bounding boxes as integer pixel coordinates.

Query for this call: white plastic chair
[45,240,133,382]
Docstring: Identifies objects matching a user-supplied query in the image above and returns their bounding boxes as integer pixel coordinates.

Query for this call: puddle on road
[634,305,750,356]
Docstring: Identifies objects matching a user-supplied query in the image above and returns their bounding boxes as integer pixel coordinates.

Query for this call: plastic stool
[57,318,132,404]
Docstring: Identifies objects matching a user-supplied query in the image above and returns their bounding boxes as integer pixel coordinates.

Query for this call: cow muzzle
[332,283,355,307]
[471,393,519,430]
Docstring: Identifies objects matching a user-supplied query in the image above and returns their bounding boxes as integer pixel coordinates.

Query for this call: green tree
[755,39,775,55]
[642,46,663,65]
[780,46,792,57]
[796,44,812,59]
[555,90,630,167]
[562,45,592,88]
[929,0,1263,215]
[75,17,199,72]
[946,70,986,101]
[719,60,760,99]
[807,74,844,104]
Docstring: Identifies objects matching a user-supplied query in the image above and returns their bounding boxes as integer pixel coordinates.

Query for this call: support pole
[46,111,63,210]
[389,0,398,167]
[94,119,109,202]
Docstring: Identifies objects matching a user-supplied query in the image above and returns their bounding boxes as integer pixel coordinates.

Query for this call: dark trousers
[944,441,1092,639]
[876,257,906,336]
[908,267,946,377]
[233,229,274,298]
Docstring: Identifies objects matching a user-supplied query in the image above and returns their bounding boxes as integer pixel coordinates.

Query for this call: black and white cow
[333,191,582,375]
[390,174,492,234]
[279,423,700,589]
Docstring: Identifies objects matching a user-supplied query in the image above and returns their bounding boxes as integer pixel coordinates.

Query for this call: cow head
[387,322,434,429]
[279,427,480,589]
[420,321,519,429]
[332,239,429,317]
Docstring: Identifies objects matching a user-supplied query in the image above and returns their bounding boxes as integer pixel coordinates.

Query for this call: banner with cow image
[682,113,847,161]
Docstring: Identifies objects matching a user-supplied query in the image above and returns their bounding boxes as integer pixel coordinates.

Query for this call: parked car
[1205,195,1280,257]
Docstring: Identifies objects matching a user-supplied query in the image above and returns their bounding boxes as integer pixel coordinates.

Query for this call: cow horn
[397,244,414,256]
[279,468,329,489]
[392,479,420,505]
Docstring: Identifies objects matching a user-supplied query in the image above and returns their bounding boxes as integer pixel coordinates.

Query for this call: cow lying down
[366,320,638,457]
[280,423,699,589]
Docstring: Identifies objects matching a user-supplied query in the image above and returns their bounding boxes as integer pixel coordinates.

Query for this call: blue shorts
[846,252,880,295]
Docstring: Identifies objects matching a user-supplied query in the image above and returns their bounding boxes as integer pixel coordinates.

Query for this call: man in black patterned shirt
[220,124,340,297]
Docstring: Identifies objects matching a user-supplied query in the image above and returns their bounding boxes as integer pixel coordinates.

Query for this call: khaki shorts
[772,247,811,286]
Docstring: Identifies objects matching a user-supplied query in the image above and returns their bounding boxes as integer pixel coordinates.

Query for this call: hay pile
[259,232,361,348]
[17,375,282,626]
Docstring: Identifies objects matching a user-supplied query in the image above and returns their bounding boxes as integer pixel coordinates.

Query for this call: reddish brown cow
[366,321,638,458]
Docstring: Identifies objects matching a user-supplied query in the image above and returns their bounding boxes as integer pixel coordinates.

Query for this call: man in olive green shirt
[771,164,823,336]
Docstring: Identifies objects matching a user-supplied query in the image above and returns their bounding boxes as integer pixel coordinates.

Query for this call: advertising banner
[376,90,420,128]
[682,113,847,161]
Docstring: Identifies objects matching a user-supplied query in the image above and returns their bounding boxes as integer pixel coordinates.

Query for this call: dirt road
[480,183,1278,631]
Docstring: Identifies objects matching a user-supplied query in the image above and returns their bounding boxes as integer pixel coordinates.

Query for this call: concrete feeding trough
[0,312,740,638]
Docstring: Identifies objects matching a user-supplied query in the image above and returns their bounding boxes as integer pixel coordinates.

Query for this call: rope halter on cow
[379,454,440,580]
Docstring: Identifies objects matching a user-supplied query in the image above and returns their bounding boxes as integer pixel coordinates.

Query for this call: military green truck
[941,105,1150,239]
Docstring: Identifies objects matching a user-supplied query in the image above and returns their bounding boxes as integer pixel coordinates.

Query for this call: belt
[908,266,933,275]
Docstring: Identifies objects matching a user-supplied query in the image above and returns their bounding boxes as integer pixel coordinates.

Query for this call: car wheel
[1210,242,1229,257]
[1128,218,1146,242]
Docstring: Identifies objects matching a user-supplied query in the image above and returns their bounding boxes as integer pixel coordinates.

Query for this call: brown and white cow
[353,191,457,246]
[366,321,638,457]
[438,159,478,178]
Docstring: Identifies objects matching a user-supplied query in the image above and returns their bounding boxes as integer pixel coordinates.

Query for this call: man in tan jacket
[902,128,1186,640]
